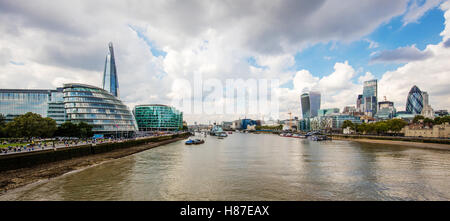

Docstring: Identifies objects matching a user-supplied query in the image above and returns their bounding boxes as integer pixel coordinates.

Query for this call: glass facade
[133,105,183,131]
[301,91,321,119]
[362,80,377,116]
[330,115,362,129]
[300,93,311,119]
[63,83,137,135]
[0,89,62,122]
[102,42,119,97]
[318,108,340,117]
[406,85,423,114]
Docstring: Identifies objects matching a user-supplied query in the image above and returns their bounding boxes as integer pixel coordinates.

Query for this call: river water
[1,133,449,200]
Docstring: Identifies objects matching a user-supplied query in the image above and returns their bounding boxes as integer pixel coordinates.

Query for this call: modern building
[301,90,321,119]
[435,110,449,117]
[47,87,66,125]
[375,99,396,120]
[356,94,363,112]
[241,119,257,130]
[395,111,416,122]
[102,42,119,97]
[330,114,362,129]
[362,79,377,117]
[318,108,340,117]
[342,106,356,115]
[133,104,183,131]
[0,88,65,123]
[63,83,137,137]
[406,85,424,114]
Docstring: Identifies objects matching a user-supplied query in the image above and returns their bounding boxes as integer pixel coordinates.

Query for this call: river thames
[1,133,449,200]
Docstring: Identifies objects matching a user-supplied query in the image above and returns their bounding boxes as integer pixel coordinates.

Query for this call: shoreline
[0,136,187,194]
[333,137,450,151]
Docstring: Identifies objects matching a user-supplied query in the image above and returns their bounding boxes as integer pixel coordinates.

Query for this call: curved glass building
[133,104,183,131]
[63,83,137,137]
[406,85,423,114]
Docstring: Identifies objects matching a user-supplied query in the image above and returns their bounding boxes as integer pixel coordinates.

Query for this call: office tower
[362,80,377,117]
[406,85,424,114]
[102,42,119,97]
[356,94,363,112]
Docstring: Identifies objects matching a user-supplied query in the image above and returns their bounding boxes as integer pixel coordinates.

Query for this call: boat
[307,135,330,141]
[292,134,306,138]
[185,139,205,145]
[280,133,293,137]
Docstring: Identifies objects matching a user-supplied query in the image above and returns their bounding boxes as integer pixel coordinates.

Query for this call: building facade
[301,91,321,119]
[0,88,65,123]
[63,83,137,136]
[362,79,377,117]
[406,85,424,114]
[102,42,119,97]
[133,104,183,131]
[403,123,450,138]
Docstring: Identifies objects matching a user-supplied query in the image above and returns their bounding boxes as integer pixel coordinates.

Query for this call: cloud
[402,0,443,25]
[370,45,434,63]
[358,72,375,84]
[379,44,450,111]
[1,0,447,123]
[364,39,380,49]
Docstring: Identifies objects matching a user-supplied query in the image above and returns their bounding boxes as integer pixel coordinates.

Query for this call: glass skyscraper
[362,79,377,117]
[0,88,64,123]
[301,91,321,119]
[133,104,183,131]
[102,42,119,97]
[406,85,424,114]
[63,83,137,136]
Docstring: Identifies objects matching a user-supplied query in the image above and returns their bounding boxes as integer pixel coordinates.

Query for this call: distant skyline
[0,0,450,124]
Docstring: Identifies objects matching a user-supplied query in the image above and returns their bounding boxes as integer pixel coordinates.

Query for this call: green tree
[434,116,450,125]
[413,115,425,123]
[423,118,434,125]
[0,114,5,137]
[374,121,389,135]
[55,121,79,137]
[386,119,407,133]
[4,112,57,138]
[78,122,94,138]
[341,120,354,129]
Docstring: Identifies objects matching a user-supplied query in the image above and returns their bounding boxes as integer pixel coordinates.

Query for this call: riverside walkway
[0,132,186,156]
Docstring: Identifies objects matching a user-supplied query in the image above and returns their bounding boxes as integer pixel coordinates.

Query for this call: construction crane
[288,111,293,131]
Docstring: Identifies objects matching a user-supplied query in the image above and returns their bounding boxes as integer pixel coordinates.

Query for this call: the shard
[102,42,119,97]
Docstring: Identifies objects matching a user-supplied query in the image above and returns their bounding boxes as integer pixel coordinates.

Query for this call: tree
[423,118,434,126]
[413,115,425,123]
[386,119,407,133]
[78,122,94,138]
[55,121,94,138]
[4,112,57,138]
[341,120,354,129]
[0,114,5,138]
[434,116,450,125]
[55,121,79,137]
[374,121,389,135]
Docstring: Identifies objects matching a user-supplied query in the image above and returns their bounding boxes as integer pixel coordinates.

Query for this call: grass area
[0,143,30,148]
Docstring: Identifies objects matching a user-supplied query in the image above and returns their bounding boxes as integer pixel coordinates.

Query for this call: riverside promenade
[0,132,190,192]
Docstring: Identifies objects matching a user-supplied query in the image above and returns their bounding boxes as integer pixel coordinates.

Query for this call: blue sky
[293,6,445,82]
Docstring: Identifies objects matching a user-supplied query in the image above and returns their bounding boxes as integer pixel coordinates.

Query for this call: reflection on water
[1,133,449,201]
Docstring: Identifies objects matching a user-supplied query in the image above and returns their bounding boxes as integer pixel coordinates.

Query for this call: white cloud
[1,0,448,124]
[403,0,443,25]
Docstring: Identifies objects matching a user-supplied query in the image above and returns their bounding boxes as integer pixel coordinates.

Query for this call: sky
[0,0,450,124]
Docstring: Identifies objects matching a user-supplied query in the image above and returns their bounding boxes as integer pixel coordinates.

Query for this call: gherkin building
[406,85,423,114]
